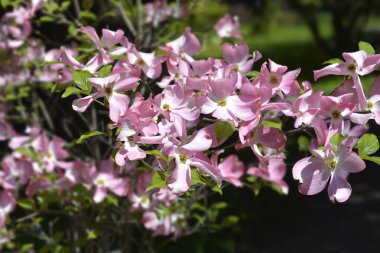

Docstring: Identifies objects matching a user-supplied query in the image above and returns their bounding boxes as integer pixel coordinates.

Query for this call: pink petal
[292,156,330,195]
[313,63,350,81]
[80,26,101,48]
[72,92,102,112]
[222,42,249,64]
[337,150,366,173]
[109,93,130,122]
[181,128,212,152]
[168,163,191,194]
[190,157,222,185]
[328,172,352,203]
[93,186,107,203]
[102,29,124,49]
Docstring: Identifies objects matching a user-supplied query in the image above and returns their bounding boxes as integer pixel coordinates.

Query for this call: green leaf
[211,184,223,195]
[17,199,35,210]
[215,121,235,143]
[60,1,71,11]
[361,155,380,165]
[86,230,97,240]
[98,65,112,78]
[322,58,343,65]
[62,86,83,98]
[45,2,59,13]
[106,195,119,206]
[358,133,379,156]
[39,16,55,23]
[246,70,260,79]
[68,25,78,37]
[298,135,310,151]
[75,131,103,144]
[72,70,92,91]
[359,41,375,55]
[20,243,34,253]
[329,133,345,152]
[80,11,97,20]
[82,0,94,10]
[146,171,168,192]
[191,169,206,185]
[261,119,282,130]
[220,215,239,227]
[145,150,169,163]
[211,202,227,210]
[17,147,40,160]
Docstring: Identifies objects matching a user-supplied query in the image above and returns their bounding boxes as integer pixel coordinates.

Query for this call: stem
[118,1,137,37]
[73,0,81,18]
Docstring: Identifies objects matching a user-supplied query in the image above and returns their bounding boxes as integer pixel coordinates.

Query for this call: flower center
[136,58,145,66]
[347,63,357,72]
[327,159,336,170]
[97,178,105,186]
[105,87,113,96]
[331,110,341,119]
[233,65,240,72]
[368,101,374,110]
[162,103,170,110]
[175,73,182,79]
[14,175,20,182]
[270,75,279,84]
[179,153,188,164]
[46,151,53,159]
[217,99,227,107]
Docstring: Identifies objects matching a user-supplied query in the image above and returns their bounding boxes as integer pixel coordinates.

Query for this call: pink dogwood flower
[72,74,139,122]
[79,27,127,69]
[283,89,322,128]
[154,84,200,137]
[92,160,129,203]
[293,139,365,202]
[201,71,257,125]
[127,49,163,79]
[1,156,33,190]
[0,191,16,229]
[222,42,261,88]
[166,128,222,194]
[259,59,301,97]
[320,93,356,131]
[161,27,201,64]
[214,14,243,39]
[215,154,245,187]
[314,50,380,110]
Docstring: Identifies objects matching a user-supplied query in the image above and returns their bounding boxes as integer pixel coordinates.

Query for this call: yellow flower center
[46,151,53,159]
[217,99,227,107]
[327,159,336,170]
[368,101,374,110]
[179,153,188,164]
[97,179,105,186]
[163,103,170,110]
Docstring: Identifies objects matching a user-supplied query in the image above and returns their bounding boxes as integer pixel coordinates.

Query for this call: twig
[118,1,137,37]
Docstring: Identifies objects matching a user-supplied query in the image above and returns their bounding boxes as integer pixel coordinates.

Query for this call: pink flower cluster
[60,26,380,206]
[2,0,380,242]
[144,0,188,27]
